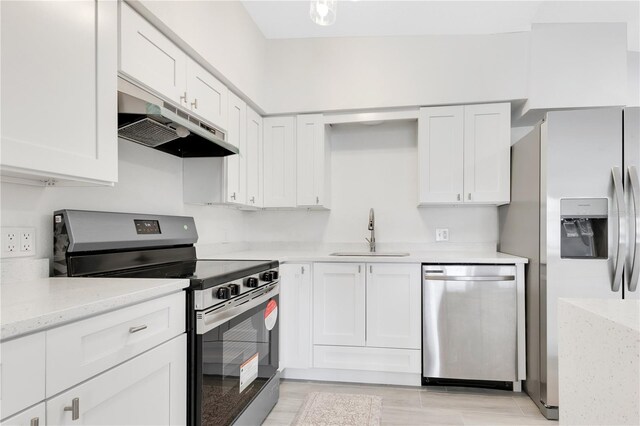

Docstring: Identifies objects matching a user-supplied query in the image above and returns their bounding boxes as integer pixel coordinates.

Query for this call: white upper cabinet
[463,103,511,204]
[246,107,264,208]
[263,117,297,208]
[418,106,465,203]
[120,3,228,131]
[296,114,331,209]
[119,2,187,107]
[225,92,247,205]
[418,102,510,205]
[186,59,228,131]
[0,0,118,185]
[366,264,421,350]
[313,263,366,347]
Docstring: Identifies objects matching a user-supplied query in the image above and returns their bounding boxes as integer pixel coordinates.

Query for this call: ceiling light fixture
[310,0,337,26]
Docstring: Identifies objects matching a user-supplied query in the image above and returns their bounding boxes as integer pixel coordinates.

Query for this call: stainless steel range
[53,209,280,426]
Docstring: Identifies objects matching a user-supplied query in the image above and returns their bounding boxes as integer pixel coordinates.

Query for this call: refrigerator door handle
[612,167,627,292]
[628,166,640,292]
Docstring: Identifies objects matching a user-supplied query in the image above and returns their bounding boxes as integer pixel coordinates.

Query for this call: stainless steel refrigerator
[499,107,640,420]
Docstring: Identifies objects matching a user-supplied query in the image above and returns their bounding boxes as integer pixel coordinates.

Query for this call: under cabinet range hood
[117,78,238,157]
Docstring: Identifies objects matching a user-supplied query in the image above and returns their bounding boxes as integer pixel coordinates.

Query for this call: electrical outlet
[436,228,449,242]
[20,229,35,253]
[2,227,36,258]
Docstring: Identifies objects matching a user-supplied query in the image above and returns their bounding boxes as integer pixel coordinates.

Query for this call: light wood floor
[263,379,555,425]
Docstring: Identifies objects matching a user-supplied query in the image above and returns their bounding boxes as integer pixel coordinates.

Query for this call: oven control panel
[193,268,279,310]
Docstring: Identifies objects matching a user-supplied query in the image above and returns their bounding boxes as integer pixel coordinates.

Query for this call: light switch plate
[436,228,449,242]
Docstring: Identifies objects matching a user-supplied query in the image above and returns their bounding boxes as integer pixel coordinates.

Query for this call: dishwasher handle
[424,275,515,282]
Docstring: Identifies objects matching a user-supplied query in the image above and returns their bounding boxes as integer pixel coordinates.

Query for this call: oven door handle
[197,282,280,335]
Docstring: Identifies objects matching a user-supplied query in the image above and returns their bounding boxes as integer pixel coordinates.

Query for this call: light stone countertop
[1,277,189,341]
[197,249,528,264]
[558,298,640,425]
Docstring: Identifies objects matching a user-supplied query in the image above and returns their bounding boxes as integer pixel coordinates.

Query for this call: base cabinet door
[1,402,46,426]
[46,334,186,426]
[366,264,421,350]
[280,264,312,369]
[313,263,366,346]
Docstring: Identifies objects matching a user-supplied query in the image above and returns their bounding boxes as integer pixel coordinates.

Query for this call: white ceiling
[242,1,640,51]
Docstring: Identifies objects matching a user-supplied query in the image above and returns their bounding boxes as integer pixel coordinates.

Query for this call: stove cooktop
[102,259,279,290]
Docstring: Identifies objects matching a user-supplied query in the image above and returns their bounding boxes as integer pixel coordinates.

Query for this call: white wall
[0,140,244,260]
[244,121,498,246]
[134,0,268,112]
[263,32,530,114]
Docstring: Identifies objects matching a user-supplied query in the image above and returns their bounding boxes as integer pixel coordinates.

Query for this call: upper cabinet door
[263,117,296,208]
[246,107,264,208]
[225,92,247,205]
[463,103,511,205]
[296,114,330,208]
[366,263,421,350]
[418,106,465,204]
[186,59,228,131]
[120,2,187,107]
[0,0,118,184]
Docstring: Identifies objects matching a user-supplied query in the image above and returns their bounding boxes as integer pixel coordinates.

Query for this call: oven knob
[270,270,279,280]
[228,284,240,295]
[245,277,258,288]
[261,271,274,281]
[216,287,231,299]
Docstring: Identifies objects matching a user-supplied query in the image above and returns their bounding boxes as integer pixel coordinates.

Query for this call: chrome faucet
[365,208,376,252]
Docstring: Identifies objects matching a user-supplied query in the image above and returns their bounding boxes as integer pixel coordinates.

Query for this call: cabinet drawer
[1,402,45,426]
[0,333,45,420]
[47,334,186,426]
[46,292,185,396]
[313,345,421,373]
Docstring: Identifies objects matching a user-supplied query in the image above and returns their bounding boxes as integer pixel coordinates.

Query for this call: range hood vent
[117,78,238,158]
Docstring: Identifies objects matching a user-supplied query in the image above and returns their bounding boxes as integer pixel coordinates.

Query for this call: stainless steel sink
[330,252,410,257]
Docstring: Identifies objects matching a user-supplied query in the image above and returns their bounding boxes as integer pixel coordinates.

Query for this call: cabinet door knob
[316,196,319,205]
[191,98,198,109]
[180,92,187,105]
[358,265,362,273]
[369,265,373,273]
[457,193,461,201]
[250,196,255,204]
[64,397,80,420]
[30,418,39,426]
[301,266,305,274]
[468,193,472,201]
[231,192,236,200]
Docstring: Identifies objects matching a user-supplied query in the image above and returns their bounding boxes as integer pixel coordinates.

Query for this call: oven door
[194,282,279,426]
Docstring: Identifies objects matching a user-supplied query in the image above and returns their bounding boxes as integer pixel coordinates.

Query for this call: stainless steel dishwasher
[422,264,517,386]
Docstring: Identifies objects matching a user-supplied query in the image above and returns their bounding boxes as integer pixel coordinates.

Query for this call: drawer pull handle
[64,397,80,420]
[129,325,148,333]
[30,418,39,426]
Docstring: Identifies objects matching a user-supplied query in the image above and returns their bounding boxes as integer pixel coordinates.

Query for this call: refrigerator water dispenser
[560,198,608,259]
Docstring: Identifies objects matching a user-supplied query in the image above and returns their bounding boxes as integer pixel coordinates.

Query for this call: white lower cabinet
[0,333,45,420]
[46,334,186,426]
[366,264,421,349]
[311,262,421,375]
[279,263,313,369]
[1,402,46,426]
[313,263,366,347]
